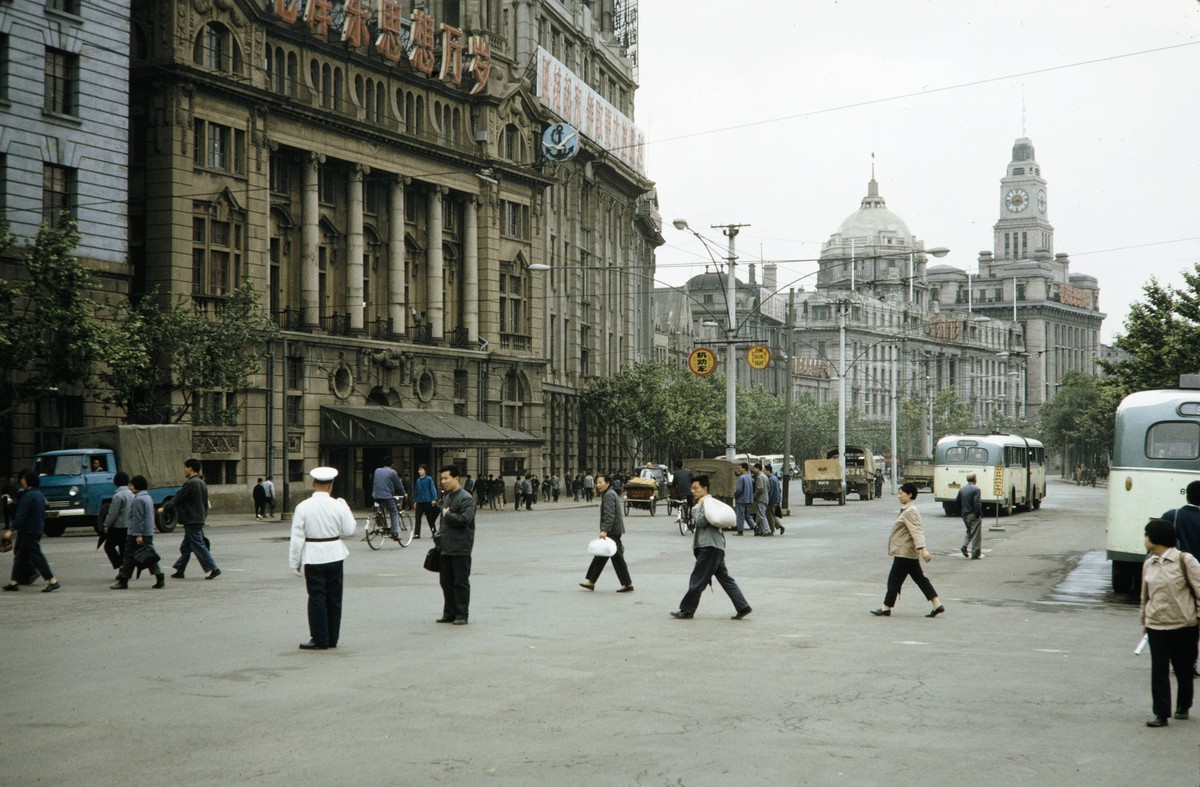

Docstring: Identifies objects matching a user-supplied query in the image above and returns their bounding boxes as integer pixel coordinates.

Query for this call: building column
[427,185,446,340]
[301,152,324,329]
[464,195,480,343]
[346,164,369,333]
[388,176,410,336]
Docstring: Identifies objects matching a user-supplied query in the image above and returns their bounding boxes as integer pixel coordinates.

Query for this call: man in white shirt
[289,467,357,650]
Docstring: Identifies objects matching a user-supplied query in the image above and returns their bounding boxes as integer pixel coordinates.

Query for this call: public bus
[1106,388,1200,593]
[933,432,1046,517]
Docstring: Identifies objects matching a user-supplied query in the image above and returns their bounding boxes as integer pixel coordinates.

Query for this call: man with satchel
[112,475,165,589]
[289,467,357,650]
[435,465,476,625]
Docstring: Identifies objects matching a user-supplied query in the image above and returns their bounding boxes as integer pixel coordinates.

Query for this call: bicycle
[672,497,695,536]
[364,497,413,549]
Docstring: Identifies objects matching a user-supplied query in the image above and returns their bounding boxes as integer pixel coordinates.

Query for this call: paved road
[3,480,1197,786]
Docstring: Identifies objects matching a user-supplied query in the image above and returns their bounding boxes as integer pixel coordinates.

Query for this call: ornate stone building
[116,0,656,505]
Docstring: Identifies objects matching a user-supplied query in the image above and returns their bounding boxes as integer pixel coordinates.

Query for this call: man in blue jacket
[412,464,438,539]
[734,463,754,536]
[3,469,61,592]
[112,475,166,589]
[162,458,220,580]
[372,457,407,540]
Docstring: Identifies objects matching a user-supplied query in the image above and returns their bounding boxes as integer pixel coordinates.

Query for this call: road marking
[1033,648,1070,654]
[778,634,811,638]
[377,573,402,577]
[894,640,929,646]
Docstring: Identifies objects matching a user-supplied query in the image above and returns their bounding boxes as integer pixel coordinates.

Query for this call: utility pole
[782,288,795,510]
[716,223,749,461]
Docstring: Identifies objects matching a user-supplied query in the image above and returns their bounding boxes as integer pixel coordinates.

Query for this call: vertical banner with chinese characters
[535,47,646,174]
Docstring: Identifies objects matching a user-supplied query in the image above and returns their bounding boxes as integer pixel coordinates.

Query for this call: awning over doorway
[320,406,542,448]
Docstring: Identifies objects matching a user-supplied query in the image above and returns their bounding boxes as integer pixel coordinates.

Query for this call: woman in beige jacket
[871,483,944,618]
[1140,517,1200,727]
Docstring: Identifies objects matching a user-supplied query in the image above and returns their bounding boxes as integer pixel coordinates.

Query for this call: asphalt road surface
[4,480,1198,786]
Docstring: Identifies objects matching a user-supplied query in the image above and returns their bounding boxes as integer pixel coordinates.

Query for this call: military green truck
[802,457,845,506]
[823,444,876,501]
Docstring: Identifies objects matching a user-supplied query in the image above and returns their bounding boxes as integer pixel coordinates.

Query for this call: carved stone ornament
[192,0,211,15]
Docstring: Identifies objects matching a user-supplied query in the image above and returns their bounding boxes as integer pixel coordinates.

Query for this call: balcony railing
[273,308,306,331]
[500,333,531,351]
[411,324,434,345]
[368,316,395,339]
[320,313,352,336]
[451,327,472,349]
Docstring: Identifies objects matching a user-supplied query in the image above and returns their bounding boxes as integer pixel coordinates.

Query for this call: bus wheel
[1002,492,1014,517]
[44,519,67,537]
[1112,562,1140,594]
[1032,491,1042,510]
[942,502,955,517]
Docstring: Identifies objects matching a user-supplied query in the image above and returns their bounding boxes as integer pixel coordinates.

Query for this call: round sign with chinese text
[688,348,718,377]
[747,345,771,369]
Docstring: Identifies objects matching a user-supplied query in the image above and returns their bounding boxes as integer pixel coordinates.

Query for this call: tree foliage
[98,284,279,423]
[1037,370,1114,468]
[1101,269,1200,394]
[0,218,109,418]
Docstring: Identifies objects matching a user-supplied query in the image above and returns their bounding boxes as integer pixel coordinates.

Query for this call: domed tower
[820,176,936,309]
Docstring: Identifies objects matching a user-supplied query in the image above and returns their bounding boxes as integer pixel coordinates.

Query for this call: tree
[1101,269,1200,394]
[1037,370,1113,470]
[98,284,279,424]
[0,218,109,418]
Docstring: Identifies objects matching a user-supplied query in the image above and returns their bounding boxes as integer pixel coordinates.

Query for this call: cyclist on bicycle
[372,457,407,540]
[671,459,694,526]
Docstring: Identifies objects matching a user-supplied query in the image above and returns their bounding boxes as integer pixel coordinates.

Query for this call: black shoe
[961,546,969,558]
[205,568,221,580]
[299,640,328,650]
[171,571,185,579]
[778,526,785,535]
[670,610,694,619]
[1175,710,1190,720]
[870,608,891,616]
[435,617,454,623]
[971,554,982,560]
[1147,716,1169,727]
[732,607,753,620]
[616,585,634,593]
[579,582,595,591]
[452,618,468,625]
[42,581,60,593]
[3,584,17,591]
[110,580,129,590]
[734,531,743,536]
[926,605,946,618]
[153,575,166,589]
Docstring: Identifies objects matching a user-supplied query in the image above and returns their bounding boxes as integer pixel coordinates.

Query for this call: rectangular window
[286,395,303,426]
[286,357,304,390]
[1146,422,1200,460]
[0,35,9,101]
[44,48,77,115]
[200,460,238,485]
[48,0,82,15]
[365,182,379,214]
[319,168,339,205]
[288,459,304,483]
[270,154,290,193]
[42,164,74,226]
[192,212,241,296]
[193,121,245,174]
[1004,233,1010,257]
[1021,232,1028,256]
[454,369,468,400]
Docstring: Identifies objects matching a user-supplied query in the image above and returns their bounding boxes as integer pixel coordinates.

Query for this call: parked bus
[1106,388,1200,593]
[933,432,1046,517]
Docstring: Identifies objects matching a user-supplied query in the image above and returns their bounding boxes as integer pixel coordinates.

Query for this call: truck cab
[33,450,118,536]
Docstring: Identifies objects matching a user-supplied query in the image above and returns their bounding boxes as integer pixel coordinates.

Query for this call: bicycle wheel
[365,514,385,550]
[396,510,414,547]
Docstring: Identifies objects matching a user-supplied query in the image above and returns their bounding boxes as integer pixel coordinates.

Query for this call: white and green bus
[933,432,1046,517]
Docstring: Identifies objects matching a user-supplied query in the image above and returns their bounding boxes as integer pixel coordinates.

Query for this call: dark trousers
[439,554,472,621]
[884,556,938,607]
[254,497,266,517]
[1148,625,1198,718]
[586,534,632,586]
[415,502,439,537]
[173,524,217,574]
[10,533,53,583]
[117,534,162,581]
[679,546,749,615]
[304,560,344,647]
[104,527,127,569]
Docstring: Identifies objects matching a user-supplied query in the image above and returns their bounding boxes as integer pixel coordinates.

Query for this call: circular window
[332,366,353,399]
[416,370,435,403]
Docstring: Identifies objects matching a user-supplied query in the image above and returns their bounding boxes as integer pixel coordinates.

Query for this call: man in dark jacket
[436,465,476,625]
[3,469,61,592]
[579,473,633,592]
[957,473,984,559]
[161,458,220,580]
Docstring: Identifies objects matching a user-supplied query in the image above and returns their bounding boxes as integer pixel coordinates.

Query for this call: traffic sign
[747,345,771,369]
[688,348,718,377]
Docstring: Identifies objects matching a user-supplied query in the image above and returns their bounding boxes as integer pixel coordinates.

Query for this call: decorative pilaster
[388,175,410,335]
[464,196,480,343]
[346,164,369,333]
[301,152,324,329]
[427,185,447,340]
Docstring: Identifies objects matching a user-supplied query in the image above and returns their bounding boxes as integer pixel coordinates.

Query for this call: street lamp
[674,218,747,462]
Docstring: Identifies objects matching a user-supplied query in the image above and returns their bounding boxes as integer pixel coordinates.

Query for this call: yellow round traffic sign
[747,345,771,369]
[688,347,718,377]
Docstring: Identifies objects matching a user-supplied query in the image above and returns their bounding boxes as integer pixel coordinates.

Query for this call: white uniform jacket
[289,492,357,571]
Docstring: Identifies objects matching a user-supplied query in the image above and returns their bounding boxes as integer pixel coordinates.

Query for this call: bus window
[1145,421,1200,460]
[966,447,989,464]
[946,447,965,462]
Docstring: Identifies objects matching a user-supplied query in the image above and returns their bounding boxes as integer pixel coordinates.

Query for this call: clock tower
[991,137,1054,265]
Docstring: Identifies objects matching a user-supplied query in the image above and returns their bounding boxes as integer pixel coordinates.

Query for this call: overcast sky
[633,0,1200,343]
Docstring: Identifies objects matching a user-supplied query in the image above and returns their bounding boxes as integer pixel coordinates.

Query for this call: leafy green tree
[98,284,278,424]
[736,383,785,456]
[1037,370,1112,470]
[1101,269,1200,394]
[0,218,108,418]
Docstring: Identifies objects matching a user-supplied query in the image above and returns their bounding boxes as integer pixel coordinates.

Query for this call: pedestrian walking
[1163,480,1200,678]
[162,458,220,581]
[253,478,267,519]
[874,469,885,499]
[670,475,751,620]
[583,472,595,502]
[957,472,984,559]
[513,475,522,511]
[552,474,561,503]
[572,473,581,502]
[412,464,438,540]
[289,467,357,650]
[263,476,276,517]
[734,463,754,536]
[871,483,944,618]
[579,474,633,593]
[3,469,61,592]
[101,471,134,571]
[372,457,408,540]
[766,465,785,535]
[111,475,165,589]
[435,465,476,625]
[1140,517,1200,727]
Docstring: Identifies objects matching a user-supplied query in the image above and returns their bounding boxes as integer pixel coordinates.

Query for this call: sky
[633,0,1200,343]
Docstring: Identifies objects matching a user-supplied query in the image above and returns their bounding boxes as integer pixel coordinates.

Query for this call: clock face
[1037,189,1047,213]
[1005,187,1030,213]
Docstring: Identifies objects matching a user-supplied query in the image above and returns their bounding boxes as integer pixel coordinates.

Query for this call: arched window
[333,67,344,112]
[442,105,453,145]
[503,123,519,161]
[286,52,297,96]
[321,63,332,108]
[502,371,526,430]
[310,59,321,104]
[364,226,383,328]
[415,96,424,133]
[193,23,242,74]
[355,75,365,112]
[404,92,415,133]
[270,47,286,93]
[373,82,384,124]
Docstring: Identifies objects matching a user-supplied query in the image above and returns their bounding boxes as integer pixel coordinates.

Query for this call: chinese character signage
[746,345,771,370]
[1058,284,1093,310]
[535,47,646,174]
[688,348,718,377]
[271,0,490,95]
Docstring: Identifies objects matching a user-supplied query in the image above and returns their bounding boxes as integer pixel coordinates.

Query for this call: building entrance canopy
[320,406,542,449]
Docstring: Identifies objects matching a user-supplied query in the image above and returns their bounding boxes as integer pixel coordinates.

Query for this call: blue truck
[32,425,192,537]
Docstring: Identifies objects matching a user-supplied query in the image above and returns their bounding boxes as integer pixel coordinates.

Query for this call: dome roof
[831,178,912,245]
